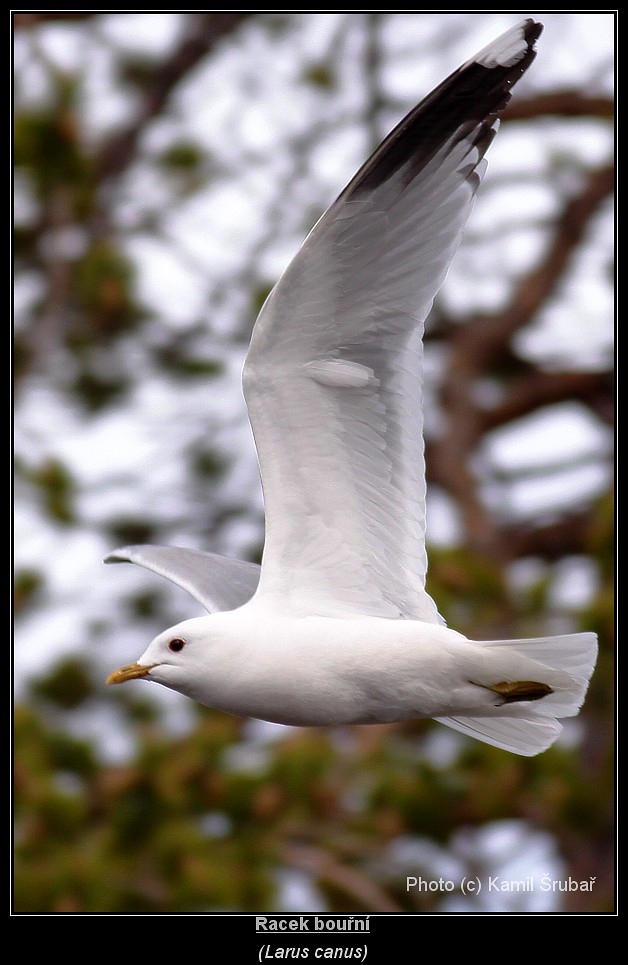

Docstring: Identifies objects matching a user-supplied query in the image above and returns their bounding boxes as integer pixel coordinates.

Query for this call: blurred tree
[13,13,614,914]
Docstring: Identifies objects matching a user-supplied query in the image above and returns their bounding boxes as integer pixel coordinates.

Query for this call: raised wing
[243,20,542,620]
[105,545,260,613]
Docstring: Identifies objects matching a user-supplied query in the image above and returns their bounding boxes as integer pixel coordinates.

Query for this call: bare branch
[482,370,614,431]
[429,160,614,557]
[504,90,614,122]
[13,13,97,28]
[451,163,614,372]
[281,842,403,913]
[501,512,597,562]
[96,13,253,180]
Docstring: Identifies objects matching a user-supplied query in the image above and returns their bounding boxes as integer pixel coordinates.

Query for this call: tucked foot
[472,679,554,705]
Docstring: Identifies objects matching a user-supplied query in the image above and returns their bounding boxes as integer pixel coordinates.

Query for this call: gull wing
[243,20,542,620]
[105,545,260,613]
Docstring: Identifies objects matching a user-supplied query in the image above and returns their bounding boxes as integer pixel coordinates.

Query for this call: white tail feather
[438,631,597,756]
[479,632,597,681]
[436,714,563,757]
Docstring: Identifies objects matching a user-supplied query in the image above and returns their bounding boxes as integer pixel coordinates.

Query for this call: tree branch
[504,90,614,122]
[281,842,403,913]
[429,160,614,557]
[13,13,97,28]
[500,511,596,562]
[482,370,614,431]
[453,162,614,371]
[96,13,253,180]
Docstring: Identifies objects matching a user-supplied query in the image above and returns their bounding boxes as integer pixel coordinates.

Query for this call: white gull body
[107,20,598,756]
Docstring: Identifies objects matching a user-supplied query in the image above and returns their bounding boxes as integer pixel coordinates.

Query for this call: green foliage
[107,518,158,547]
[586,489,615,579]
[154,347,224,379]
[158,142,204,172]
[29,657,96,710]
[14,104,91,202]
[251,283,275,317]
[14,569,44,613]
[14,656,614,913]
[71,241,138,340]
[427,547,511,633]
[303,62,335,89]
[191,448,226,480]
[71,369,130,412]
[18,457,77,525]
[118,55,161,90]
[126,589,165,621]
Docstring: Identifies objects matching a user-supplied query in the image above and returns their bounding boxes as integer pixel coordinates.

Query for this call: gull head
[106,615,219,698]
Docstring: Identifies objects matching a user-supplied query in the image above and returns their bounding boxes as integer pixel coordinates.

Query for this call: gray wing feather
[105,545,260,613]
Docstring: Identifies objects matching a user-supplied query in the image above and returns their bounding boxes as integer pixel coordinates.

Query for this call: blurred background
[13,12,614,914]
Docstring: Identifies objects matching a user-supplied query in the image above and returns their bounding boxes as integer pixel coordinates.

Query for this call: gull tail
[436,632,598,756]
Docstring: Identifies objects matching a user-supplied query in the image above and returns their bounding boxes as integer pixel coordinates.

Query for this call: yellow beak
[106,662,155,686]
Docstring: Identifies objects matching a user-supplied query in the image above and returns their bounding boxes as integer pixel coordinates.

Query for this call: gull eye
[168,638,186,653]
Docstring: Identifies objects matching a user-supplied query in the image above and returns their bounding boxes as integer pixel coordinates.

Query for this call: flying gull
[106,19,598,756]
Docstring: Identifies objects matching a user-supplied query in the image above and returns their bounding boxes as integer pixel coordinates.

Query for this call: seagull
[106,19,598,756]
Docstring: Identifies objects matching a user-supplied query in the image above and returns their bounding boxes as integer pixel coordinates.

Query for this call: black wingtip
[524,19,544,47]
[471,19,542,71]
[343,19,543,199]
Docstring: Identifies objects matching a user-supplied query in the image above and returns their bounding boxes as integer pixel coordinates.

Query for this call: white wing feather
[244,21,541,619]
